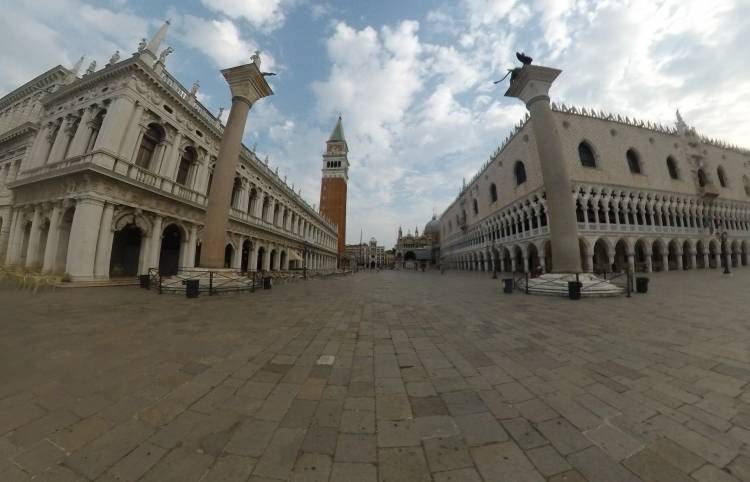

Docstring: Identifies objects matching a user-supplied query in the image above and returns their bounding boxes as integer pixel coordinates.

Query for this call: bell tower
[319,115,349,266]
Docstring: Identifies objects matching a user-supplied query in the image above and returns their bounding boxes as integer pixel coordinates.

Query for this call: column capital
[504,65,561,106]
[221,63,274,106]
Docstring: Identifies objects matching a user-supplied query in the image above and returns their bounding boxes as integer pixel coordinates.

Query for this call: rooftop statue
[108,50,120,66]
[158,46,174,63]
[137,38,147,53]
[494,51,533,85]
[85,60,96,76]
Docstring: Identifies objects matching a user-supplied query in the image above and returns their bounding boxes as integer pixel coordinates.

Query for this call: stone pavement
[1,269,750,481]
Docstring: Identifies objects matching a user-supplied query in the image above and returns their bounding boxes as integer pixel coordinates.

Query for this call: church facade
[394,217,440,269]
[440,106,750,274]
[0,22,339,281]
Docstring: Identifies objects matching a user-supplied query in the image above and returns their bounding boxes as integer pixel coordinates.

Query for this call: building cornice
[0,65,71,110]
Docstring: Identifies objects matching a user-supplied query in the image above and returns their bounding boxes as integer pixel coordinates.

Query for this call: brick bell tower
[319,115,349,266]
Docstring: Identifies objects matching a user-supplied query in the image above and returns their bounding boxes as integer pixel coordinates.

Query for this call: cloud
[174,15,277,70]
[0,0,148,96]
[199,0,297,32]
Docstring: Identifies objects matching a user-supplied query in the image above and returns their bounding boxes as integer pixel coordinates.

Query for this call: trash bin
[636,276,649,293]
[263,276,273,289]
[185,279,200,298]
[139,274,150,289]
[502,278,514,293]
[568,281,582,300]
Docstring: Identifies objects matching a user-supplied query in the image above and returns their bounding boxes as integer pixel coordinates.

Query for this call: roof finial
[145,19,171,57]
[70,55,85,75]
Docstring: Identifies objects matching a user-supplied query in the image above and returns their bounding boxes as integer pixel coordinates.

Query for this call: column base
[519,273,624,297]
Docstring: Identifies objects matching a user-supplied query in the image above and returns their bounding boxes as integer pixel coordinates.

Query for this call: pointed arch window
[514,161,527,185]
[626,148,641,174]
[697,168,707,187]
[175,146,196,186]
[666,156,679,180]
[717,165,728,187]
[489,183,498,203]
[230,177,242,208]
[578,141,597,168]
[247,187,258,214]
[743,176,750,196]
[135,124,164,169]
[472,199,479,216]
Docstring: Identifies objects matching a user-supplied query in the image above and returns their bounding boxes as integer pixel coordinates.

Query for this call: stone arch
[269,248,277,271]
[110,222,144,277]
[256,245,266,271]
[634,238,650,273]
[592,238,612,273]
[280,249,288,270]
[526,243,540,272]
[159,224,183,276]
[578,140,597,168]
[224,243,234,269]
[741,240,748,266]
[613,238,630,272]
[512,245,524,273]
[652,238,667,271]
[241,239,251,272]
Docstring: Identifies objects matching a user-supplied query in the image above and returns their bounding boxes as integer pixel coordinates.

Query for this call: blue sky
[2,0,749,247]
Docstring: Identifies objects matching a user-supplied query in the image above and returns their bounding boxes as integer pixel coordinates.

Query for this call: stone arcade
[0,22,339,281]
[440,64,750,290]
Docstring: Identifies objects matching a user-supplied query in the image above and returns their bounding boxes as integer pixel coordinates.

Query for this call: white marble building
[440,105,750,275]
[0,23,338,281]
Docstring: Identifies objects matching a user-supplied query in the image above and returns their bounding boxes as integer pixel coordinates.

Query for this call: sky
[2,0,749,248]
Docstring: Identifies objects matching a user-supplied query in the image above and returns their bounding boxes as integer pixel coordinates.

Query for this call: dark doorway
[224,244,234,269]
[110,224,143,277]
[241,240,251,272]
[370,261,375,269]
[159,225,182,276]
[257,247,265,271]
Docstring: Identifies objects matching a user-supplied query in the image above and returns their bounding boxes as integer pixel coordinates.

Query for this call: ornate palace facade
[0,23,338,281]
[440,106,750,274]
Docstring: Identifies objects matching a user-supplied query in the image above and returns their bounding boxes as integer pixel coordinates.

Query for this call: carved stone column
[93,203,116,278]
[24,206,42,268]
[41,204,62,273]
[200,62,273,268]
[94,96,136,154]
[67,107,95,158]
[505,65,581,273]
[65,198,105,280]
[160,130,183,178]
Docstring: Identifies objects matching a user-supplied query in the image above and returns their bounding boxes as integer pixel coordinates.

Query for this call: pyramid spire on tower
[328,115,346,143]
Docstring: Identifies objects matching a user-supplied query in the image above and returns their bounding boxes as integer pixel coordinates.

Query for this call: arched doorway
[280,250,287,270]
[110,224,143,277]
[404,251,416,269]
[593,239,609,274]
[159,225,182,276]
[696,240,706,268]
[513,246,524,273]
[742,241,748,267]
[614,239,628,272]
[241,240,251,272]
[224,243,234,268]
[527,244,540,272]
[256,246,265,271]
[634,239,648,272]
[270,249,277,271]
[19,221,32,265]
[370,261,375,269]
[543,242,552,273]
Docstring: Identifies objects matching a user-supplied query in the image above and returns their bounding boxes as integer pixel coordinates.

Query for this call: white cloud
[200,0,297,32]
[175,15,277,70]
